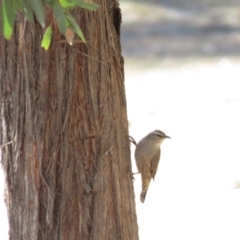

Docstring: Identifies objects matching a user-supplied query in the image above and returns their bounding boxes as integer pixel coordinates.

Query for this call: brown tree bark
[0,1,139,239]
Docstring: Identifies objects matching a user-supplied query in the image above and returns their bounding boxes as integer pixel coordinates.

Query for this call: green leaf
[2,0,15,39]
[23,0,34,22]
[3,15,13,40]
[15,1,23,11]
[41,26,52,50]
[59,0,75,9]
[42,0,55,6]
[65,12,86,42]
[53,1,66,35]
[3,0,15,25]
[72,0,98,11]
[30,0,45,27]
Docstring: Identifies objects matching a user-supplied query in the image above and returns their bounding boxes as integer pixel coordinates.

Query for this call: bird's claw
[129,135,137,146]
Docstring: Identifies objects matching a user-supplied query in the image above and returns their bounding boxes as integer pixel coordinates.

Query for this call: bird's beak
[165,136,171,139]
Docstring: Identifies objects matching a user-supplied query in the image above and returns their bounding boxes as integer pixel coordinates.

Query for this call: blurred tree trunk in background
[0,1,138,239]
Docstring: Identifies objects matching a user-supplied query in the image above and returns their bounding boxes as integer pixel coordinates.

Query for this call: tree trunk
[0,1,139,239]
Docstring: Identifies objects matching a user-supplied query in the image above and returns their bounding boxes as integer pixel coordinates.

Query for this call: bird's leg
[128,135,138,181]
[132,172,140,175]
[129,135,137,146]
[130,171,141,182]
[127,169,140,181]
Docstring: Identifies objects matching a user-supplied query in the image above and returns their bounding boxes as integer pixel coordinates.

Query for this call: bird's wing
[150,148,161,180]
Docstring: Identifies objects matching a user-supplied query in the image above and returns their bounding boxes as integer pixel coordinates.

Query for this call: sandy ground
[1,1,240,239]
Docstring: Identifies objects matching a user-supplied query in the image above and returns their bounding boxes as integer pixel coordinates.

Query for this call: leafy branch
[2,0,98,50]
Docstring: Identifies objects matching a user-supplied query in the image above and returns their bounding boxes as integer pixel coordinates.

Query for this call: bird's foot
[129,136,137,146]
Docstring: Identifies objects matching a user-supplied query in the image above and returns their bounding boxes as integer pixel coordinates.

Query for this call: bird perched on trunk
[134,130,170,203]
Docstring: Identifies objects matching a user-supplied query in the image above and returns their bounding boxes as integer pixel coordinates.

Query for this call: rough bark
[0,1,139,239]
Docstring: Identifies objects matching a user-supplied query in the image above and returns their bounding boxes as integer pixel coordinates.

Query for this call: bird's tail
[140,175,151,203]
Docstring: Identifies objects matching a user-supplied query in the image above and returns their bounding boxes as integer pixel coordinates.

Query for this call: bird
[134,130,170,203]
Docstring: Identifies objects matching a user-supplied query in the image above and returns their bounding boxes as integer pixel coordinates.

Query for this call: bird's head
[148,130,171,145]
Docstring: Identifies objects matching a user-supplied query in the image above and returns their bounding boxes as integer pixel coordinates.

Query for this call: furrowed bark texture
[0,1,139,239]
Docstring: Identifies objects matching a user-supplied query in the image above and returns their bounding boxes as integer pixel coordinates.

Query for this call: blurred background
[1,0,240,239]
[121,0,240,239]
